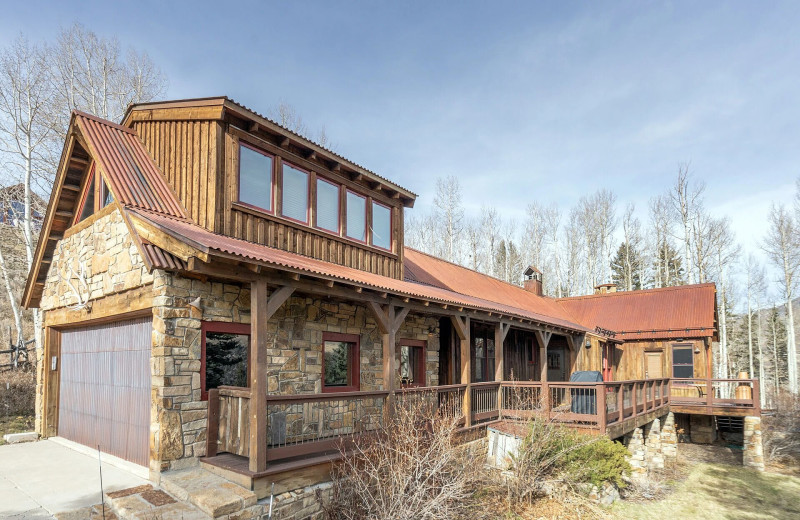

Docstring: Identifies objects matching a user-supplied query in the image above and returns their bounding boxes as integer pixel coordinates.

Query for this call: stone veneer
[743,416,765,471]
[150,270,441,473]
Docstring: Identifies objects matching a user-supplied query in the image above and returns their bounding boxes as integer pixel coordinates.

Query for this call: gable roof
[556,283,718,341]
[22,111,187,308]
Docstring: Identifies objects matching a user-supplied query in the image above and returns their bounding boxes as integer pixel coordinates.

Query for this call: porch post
[451,315,471,427]
[249,278,268,473]
[495,322,509,416]
[367,302,410,417]
[534,329,551,419]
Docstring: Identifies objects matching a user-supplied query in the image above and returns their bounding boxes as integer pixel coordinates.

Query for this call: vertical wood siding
[58,317,151,467]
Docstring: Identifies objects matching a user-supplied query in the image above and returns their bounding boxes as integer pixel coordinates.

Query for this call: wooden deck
[202,377,760,496]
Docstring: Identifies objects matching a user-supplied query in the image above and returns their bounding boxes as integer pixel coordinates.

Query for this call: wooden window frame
[314,176,341,234]
[671,343,694,380]
[321,331,360,393]
[370,199,393,252]
[344,189,368,243]
[470,323,495,383]
[280,160,311,225]
[200,321,252,401]
[399,339,426,387]
[72,164,96,226]
[237,141,276,215]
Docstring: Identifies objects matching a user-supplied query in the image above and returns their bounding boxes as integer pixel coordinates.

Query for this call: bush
[0,369,36,418]
[323,393,488,520]
[764,390,800,466]
[563,435,631,488]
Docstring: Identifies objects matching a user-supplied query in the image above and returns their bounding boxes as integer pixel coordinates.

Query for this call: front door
[602,343,613,381]
[645,351,663,379]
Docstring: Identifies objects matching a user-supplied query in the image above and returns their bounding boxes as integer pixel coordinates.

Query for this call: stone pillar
[644,418,664,469]
[743,416,765,471]
[624,427,647,477]
[660,412,678,460]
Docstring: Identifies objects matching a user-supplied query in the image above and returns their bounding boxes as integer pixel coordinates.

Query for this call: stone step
[160,467,260,519]
[104,483,211,520]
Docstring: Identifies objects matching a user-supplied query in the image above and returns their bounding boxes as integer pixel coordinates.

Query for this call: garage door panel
[59,316,151,466]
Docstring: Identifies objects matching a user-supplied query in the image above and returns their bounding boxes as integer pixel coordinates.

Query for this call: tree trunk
[0,244,24,344]
[786,297,797,393]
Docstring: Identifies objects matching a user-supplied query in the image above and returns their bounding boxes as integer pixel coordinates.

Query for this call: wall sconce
[694,346,701,354]
[585,338,591,348]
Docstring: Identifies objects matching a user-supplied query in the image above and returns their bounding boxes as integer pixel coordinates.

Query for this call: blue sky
[3,1,799,282]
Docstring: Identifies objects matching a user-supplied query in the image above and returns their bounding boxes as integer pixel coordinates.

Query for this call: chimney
[523,266,543,296]
[594,283,617,295]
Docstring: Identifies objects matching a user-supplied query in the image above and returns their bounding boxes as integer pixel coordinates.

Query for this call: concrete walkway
[0,439,149,519]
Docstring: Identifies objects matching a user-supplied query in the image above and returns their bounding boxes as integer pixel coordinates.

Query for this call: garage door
[58,317,151,466]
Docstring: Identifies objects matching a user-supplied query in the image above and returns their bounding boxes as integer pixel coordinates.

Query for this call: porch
[199,376,759,496]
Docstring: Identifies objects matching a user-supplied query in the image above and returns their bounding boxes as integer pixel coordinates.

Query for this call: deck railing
[205,377,757,469]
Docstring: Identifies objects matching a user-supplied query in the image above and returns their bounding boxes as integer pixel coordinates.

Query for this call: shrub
[323,392,488,520]
[563,436,631,488]
[0,368,36,418]
[763,390,800,466]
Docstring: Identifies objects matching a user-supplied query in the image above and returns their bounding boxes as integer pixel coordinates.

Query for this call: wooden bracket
[450,315,469,341]
[266,285,296,320]
[534,329,552,350]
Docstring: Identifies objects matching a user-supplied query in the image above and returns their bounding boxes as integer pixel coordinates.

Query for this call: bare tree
[543,204,563,296]
[669,164,705,285]
[710,217,740,381]
[649,195,672,287]
[523,202,546,274]
[481,205,501,276]
[270,101,332,149]
[691,209,715,283]
[433,176,464,264]
[763,204,799,394]
[746,254,768,407]
[464,217,483,272]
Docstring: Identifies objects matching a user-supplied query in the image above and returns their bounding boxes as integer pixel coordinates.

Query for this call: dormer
[123,98,416,279]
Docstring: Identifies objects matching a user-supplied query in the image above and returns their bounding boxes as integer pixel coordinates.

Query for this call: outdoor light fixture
[187,297,202,311]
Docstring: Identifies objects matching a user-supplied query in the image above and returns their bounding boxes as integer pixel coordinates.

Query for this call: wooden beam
[54,210,73,218]
[249,279,268,473]
[367,302,390,335]
[62,184,81,192]
[248,121,260,133]
[266,285,295,319]
[393,306,410,331]
[280,137,290,149]
[450,315,469,341]
[307,151,317,161]
[495,322,506,383]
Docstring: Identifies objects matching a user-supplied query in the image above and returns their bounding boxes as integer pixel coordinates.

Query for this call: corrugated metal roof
[404,248,587,329]
[74,111,187,219]
[557,284,717,340]
[128,209,591,333]
[141,241,187,271]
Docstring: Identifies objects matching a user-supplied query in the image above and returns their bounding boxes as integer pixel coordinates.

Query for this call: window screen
[281,163,309,222]
[672,345,694,379]
[346,191,366,241]
[371,202,391,250]
[316,178,339,232]
[239,144,273,211]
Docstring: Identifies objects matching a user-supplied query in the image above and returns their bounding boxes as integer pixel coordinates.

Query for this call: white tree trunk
[0,244,24,343]
[786,297,798,393]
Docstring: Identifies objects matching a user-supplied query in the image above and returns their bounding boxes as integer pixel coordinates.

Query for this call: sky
[2,0,799,297]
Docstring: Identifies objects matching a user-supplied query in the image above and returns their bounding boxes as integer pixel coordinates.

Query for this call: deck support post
[368,302,410,418]
[534,329,552,420]
[617,384,624,423]
[451,315,471,426]
[495,322,510,414]
[705,338,713,410]
[249,278,269,473]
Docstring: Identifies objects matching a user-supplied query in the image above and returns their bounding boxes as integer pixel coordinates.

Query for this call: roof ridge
[556,283,716,301]
[404,246,551,299]
[74,110,136,135]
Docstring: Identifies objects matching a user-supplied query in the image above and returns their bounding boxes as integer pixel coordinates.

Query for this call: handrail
[265,390,390,403]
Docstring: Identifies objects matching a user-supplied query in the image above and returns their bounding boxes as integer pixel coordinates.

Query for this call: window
[315,177,339,232]
[471,324,495,383]
[74,164,115,225]
[100,178,113,208]
[346,190,366,241]
[322,332,360,392]
[672,344,694,379]
[238,143,273,212]
[371,201,391,250]
[281,162,309,223]
[399,340,426,386]
[201,322,250,400]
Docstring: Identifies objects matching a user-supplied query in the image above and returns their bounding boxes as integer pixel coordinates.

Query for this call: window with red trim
[281,162,309,223]
[201,322,251,400]
[315,177,340,232]
[322,332,360,392]
[371,200,391,250]
[238,143,274,212]
[399,339,426,387]
[345,190,366,242]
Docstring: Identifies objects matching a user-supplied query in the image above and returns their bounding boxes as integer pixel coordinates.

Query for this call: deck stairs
[103,466,265,519]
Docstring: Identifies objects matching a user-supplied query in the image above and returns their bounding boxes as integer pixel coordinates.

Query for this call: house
[22,98,761,515]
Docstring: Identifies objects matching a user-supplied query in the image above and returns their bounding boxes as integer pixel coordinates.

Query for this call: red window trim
[200,321,252,401]
[238,141,276,215]
[321,331,361,393]
[399,338,426,387]
[73,165,96,226]
[314,176,341,234]
[370,199,393,252]
[345,190,368,243]
[671,343,694,379]
[280,161,311,225]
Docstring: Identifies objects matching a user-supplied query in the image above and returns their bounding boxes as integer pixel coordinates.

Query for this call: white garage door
[58,316,151,466]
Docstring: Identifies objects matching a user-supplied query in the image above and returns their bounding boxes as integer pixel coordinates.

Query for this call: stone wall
[743,416,765,471]
[149,271,441,473]
[623,413,676,479]
[271,482,330,520]
[40,208,153,311]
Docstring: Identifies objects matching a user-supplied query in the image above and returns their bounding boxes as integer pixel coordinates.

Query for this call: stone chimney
[523,266,543,296]
[594,283,618,295]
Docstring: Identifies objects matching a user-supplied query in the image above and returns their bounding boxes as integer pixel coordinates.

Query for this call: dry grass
[612,463,800,520]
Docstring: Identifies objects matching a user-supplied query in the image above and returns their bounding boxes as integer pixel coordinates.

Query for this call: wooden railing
[205,377,758,468]
[670,378,760,415]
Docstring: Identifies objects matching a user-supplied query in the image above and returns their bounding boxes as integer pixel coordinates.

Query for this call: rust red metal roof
[557,284,718,340]
[74,111,186,219]
[404,248,585,329]
[128,209,591,333]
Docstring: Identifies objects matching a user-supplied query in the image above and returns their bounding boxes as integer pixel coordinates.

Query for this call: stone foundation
[660,412,678,460]
[271,482,331,520]
[689,415,716,444]
[743,416,765,471]
[623,413,676,478]
[624,427,647,476]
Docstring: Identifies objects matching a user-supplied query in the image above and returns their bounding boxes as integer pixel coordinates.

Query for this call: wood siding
[575,335,604,373]
[132,119,223,231]
[614,339,708,381]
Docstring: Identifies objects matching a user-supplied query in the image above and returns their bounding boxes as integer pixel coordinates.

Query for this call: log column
[534,329,552,419]
[495,322,510,414]
[249,278,268,473]
[451,315,471,426]
[368,302,410,412]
